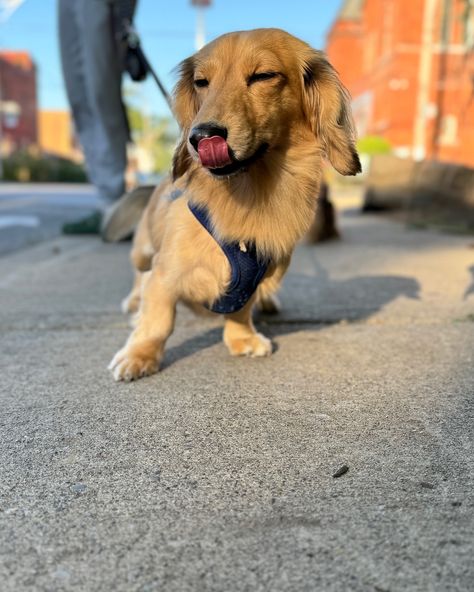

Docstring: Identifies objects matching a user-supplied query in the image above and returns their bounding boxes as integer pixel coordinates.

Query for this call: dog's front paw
[225,333,273,357]
[108,345,159,382]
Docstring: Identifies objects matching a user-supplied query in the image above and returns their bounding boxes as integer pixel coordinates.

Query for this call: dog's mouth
[196,136,269,177]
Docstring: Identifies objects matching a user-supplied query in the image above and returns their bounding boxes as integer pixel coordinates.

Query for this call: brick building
[327,0,474,167]
[38,110,82,162]
[0,51,38,155]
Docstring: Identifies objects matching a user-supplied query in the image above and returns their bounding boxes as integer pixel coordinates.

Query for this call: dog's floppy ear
[172,56,199,180]
[302,51,361,176]
[172,133,193,180]
[173,56,199,129]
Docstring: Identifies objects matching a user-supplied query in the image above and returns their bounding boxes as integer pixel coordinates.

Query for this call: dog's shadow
[161,269,421,370]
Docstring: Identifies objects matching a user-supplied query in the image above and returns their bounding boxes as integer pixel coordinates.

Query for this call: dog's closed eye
[247,72,280,85]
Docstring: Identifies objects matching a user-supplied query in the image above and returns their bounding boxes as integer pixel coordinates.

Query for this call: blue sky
[1,0,342,117]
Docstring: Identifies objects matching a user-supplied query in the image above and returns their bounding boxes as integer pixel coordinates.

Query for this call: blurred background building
[0,49,85,182]
[0,50,37,155]
[38,110,81,162]
[327,0,474,167]
[0,0,473,183]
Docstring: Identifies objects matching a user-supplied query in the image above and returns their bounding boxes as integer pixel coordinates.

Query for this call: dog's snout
[189,124,228,151]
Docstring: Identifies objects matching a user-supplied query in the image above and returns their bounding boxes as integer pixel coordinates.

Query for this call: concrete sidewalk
[0,203,473,591]
[0,183,99,256]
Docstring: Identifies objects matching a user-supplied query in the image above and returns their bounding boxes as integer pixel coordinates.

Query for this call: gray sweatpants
[58,0,135,203]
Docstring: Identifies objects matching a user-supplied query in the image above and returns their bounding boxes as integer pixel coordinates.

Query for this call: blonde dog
[109,28,360,381]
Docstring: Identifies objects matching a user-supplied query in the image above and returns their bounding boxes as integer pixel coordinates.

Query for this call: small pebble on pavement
[333,464,349,478]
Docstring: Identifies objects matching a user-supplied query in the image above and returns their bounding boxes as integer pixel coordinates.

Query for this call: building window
[439,114,458,146]
[1,101,21,129]
[462,0,474,49]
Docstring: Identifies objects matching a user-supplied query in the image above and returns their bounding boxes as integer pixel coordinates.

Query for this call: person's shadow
[161,266,421,370]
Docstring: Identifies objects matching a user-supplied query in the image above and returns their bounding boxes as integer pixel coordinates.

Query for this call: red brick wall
[326,0,474,167]
[326,18,364,89]
[0,51,38,153]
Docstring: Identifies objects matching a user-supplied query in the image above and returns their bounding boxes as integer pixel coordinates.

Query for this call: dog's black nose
[189,124,228,151]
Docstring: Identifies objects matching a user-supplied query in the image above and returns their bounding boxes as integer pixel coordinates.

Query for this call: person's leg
[59,0,140,235]
[58,0,97,172]
[59,0,129,201]
[59,0,102,233]
[78,0,129,203]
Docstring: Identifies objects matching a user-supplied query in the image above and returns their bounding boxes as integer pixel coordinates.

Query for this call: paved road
[0,191,473,591]
[0,183,99,256]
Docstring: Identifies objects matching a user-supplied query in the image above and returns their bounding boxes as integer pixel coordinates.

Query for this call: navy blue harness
[188,202,270,314]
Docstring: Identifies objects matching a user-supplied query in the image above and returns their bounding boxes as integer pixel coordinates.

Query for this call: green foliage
[3,150,87,183]
[356,135,392,156]
[126,104,178,175]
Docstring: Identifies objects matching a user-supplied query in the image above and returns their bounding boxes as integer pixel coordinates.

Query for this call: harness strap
[188,202,270,314]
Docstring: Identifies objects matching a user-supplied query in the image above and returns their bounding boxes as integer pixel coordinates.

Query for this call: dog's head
[172,28,361,179]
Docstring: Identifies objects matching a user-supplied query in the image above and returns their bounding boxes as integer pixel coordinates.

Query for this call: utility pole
[191,0,211,50]
[412,0,438,161]
[431,0,452,157]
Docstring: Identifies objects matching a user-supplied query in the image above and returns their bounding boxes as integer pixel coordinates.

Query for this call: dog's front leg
[109,269,176,381]
[223,299,273,358]
[121,270,145,315]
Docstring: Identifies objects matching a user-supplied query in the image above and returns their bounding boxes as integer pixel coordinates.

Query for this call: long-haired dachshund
[109,28,360,381]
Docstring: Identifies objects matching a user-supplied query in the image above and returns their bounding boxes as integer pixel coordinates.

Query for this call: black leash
[123,22,173,111]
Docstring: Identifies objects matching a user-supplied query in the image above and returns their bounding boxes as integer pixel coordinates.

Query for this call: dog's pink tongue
[198,136,232,168]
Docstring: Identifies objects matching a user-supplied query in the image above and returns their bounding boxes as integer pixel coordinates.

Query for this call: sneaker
[62,210,103,235]
[101,185,155,242]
